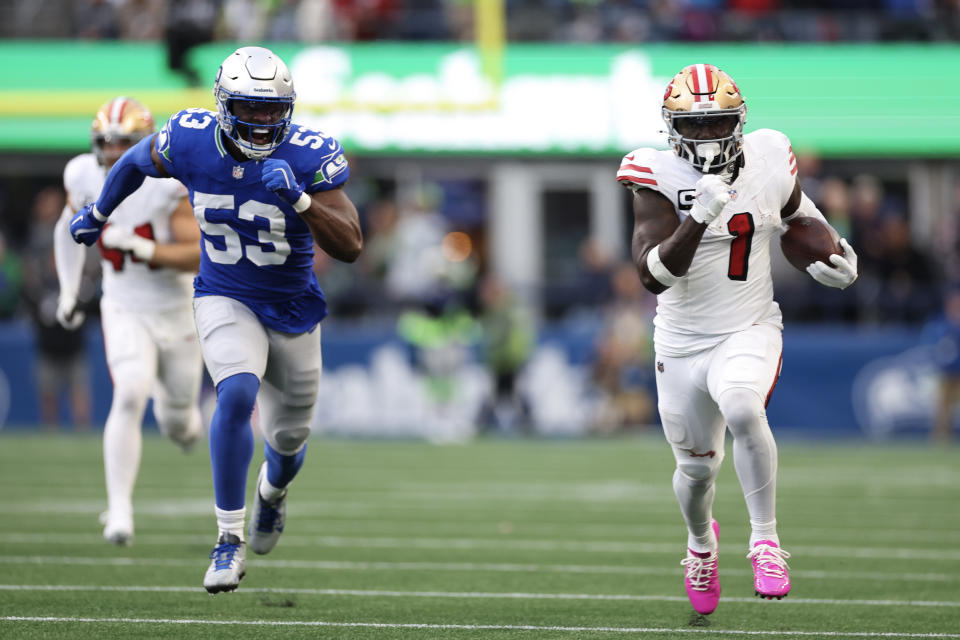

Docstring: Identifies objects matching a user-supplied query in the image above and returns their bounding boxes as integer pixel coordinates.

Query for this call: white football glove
[806,238,858,289]
[101,225,156,262]
[55,295,85,330]
[689,174,732,225]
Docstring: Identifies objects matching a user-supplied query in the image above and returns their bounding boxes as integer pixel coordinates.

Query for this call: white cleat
[99,510,133,547]
[203,533,246,594]
[247,461,286,555]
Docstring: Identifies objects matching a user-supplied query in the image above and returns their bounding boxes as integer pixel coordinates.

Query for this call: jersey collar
[214,125,228,159]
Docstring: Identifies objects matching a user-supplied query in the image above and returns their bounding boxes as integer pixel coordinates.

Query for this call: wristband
[91,205,108,223]
[292,192,311,213]
[646,244,680,287]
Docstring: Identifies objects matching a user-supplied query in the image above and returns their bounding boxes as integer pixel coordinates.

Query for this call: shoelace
[255,494,284,534]
[209,540,241,570]
[681,552,718,591]
[747,544,791,578]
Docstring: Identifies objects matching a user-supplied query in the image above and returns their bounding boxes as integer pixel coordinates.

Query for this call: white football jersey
[617,129,798,357]
[64,153,193,311]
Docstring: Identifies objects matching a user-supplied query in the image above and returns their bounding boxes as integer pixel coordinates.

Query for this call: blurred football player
[54,96,204,547]
[68,47,362,593]
[616,64,857,615]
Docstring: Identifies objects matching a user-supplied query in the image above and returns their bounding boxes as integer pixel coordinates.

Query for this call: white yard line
[6,512,959,546]
[1,584,958,609]
[1,616,958,638]
[8,510,959,543]
[0,555,954,583]
[0,533,955,560]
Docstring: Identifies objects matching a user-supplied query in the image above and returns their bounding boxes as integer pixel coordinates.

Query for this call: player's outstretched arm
[631,186,713,295]
[70,134,170,246]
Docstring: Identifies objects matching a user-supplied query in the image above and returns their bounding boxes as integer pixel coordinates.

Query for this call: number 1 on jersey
[726,212,754,281]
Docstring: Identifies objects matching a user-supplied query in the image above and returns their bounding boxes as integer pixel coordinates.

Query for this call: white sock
[749,519,779,547]
[673,467,719,553]
[103,401,144,523]
[215,507,245,540]
[259,468,286,503]
[687,522,717,554]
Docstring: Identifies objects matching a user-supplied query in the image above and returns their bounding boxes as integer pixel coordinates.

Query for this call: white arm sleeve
[781,192,841,243]
[53,204,87,303]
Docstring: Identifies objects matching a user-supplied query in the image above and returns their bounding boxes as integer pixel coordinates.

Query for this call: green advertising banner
[1,41,957,157]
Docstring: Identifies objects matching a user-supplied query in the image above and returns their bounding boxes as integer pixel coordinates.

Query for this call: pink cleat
[747,540,791,599]
[681,520,721,615]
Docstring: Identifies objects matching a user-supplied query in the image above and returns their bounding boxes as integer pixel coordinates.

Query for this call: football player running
[616,64,857,615]
[54,96,204,547]
[68,47,363,593]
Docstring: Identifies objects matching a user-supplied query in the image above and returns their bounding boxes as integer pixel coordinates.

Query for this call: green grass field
[0,432,958,639]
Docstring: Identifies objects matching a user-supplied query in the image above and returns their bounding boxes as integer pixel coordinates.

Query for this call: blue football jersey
[154,108,351,333]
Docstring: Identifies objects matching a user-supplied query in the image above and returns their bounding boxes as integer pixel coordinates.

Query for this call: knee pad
[676,455,722,485]
[111,377,152,418]
[215,373,259,432]
[718,387,764,436]
[261,370,318,454]
[272,425,311,454]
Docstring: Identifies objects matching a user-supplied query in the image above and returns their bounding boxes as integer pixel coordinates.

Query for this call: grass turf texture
[0,432,958,639]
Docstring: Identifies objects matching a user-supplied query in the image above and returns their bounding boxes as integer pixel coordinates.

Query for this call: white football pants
[100,299,204,522]
[193,295,322,455]
[654,321,783,551]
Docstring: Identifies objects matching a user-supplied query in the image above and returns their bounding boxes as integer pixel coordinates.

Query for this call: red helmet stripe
[692,64,713,102]
[116,98,129,124]
[691,65,702,100]
[104,98,116,124]
[704,65,714,98]
[108,97,126,125]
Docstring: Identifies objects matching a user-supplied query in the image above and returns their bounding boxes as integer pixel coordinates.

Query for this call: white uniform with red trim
[60,152,202,449]
[617,128,797,358]
[64,153,194,311]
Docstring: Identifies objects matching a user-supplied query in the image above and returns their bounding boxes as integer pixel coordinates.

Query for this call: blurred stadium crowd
[0,0,957,436]
[3,0,960,43]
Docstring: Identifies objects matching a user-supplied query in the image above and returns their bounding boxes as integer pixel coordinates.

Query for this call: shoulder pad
[747,128,797,177]
[616,148,661,191]
[63,154,99,210]
[284,126,350,190]
[156,109,217,166]
[63,154,95,189]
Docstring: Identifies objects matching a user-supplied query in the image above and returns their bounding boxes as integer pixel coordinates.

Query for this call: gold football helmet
[91,96,155,166]
[662,64,746,173]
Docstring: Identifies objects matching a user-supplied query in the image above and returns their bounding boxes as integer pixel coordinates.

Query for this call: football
[780,217,842,272]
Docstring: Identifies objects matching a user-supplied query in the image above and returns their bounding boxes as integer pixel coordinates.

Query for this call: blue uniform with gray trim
[155,108,350,333]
